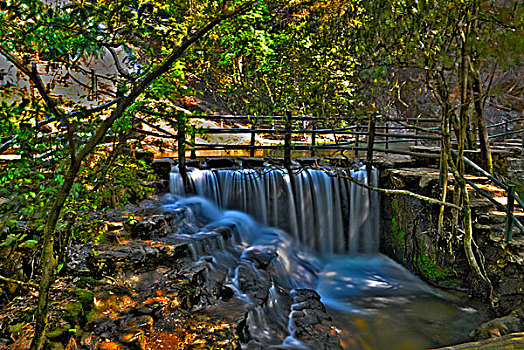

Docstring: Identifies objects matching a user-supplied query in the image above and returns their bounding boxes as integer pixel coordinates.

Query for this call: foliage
[187,0,365,118]
[1,0,257,348]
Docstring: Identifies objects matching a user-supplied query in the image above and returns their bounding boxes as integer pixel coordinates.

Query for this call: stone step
[502,139,523,146]
[473,223,523,241]
[468,183,507,198]
[432,331,524,349]
[477,210,524,225]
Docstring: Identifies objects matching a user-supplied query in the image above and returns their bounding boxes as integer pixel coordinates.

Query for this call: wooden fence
[133,110,524,240]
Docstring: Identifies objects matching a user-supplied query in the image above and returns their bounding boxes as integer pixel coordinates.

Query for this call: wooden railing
[133,110,524,240]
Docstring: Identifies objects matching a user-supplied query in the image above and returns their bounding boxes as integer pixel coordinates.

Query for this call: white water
[163,166,487,350]
[170,166,379,255]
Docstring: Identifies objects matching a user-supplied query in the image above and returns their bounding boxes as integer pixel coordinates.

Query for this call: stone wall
[379,167,524,314]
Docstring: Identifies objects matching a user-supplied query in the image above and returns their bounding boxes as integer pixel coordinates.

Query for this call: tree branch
[29,63,77,161]
[76,1,257,162]
[68,97,122,118]
[105,46,136,82]
[340,173,461,210]
[0,275,37,288]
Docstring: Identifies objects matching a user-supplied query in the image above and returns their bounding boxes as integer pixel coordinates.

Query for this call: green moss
[8,323,25,334]
[63,302,84,324]
[85,309,98,324]
[49,341,65,350]
[47,325,70,339]
[391,217,405,248]
[416,250,454,284]
[74,276,103,289]
[75,289,94,310]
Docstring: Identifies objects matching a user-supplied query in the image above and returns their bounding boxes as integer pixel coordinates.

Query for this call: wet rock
[76,289,95,310]
[98,340,129,350]
[295,157,321,166]
[135,150,154,165]
[434,332,524,349]
[122,315,154,333]
[471,308,524,340]
[49,341,65,350]
[239,157,265,168]
[241,248,277,270]
[86,241,191,277]
[289,289,343,350]
[236,261,271,305]
[118,328,146,350]
[125,212,176,238]
[80,333,98,350]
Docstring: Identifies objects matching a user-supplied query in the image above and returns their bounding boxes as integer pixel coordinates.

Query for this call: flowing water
[165,165,487,349]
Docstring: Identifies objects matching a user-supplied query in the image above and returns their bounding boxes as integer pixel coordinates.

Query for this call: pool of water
[316,254,488,350]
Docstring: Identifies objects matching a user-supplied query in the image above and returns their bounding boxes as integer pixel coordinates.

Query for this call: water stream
[165,165,487,349]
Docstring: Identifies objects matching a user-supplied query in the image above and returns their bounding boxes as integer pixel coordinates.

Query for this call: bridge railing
[132,110,524,240]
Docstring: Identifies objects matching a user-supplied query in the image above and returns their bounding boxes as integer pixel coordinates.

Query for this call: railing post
[505,184,515,242]
[355,130,360,156]
[311,127,316,157]
[90,69,97,101]
[414,128,419,146]
[250,117,256,157]
[177,113,189,192]
[284,111,292,169]
[366,116,376,175]
[504,120,508,141]
[190,126,196,159]
[385,122,389,150]
[521,126,524,153]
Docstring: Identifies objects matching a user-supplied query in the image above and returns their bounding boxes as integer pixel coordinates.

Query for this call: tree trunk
[438,105,450,238]
[469,0,493,174]
[452,26,493,300]
[470,64,493,174]
[30,159,83,350]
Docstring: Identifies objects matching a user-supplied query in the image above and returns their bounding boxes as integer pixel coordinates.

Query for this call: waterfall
[170,166,379,254]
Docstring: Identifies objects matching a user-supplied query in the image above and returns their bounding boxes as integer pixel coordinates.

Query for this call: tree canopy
[0,0,522,348]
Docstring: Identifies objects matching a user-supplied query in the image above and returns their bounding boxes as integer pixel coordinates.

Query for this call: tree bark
[470,64,493,174]
[30,159,82,350]
[469,0,493,174]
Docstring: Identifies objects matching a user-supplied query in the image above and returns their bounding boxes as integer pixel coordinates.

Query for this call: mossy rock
[63,302,84,323]
[75,276,103,289]
[49,341,65,350]
[75,289,95,310]
[47,324,71,339]
[85,309,98,324]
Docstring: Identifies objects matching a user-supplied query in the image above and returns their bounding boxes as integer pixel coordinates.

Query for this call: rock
[49,341,65,350]
[289,289,343,350]
[185,159,204,168]
[152,159,174,181]
[235,262,271,305]
[295,157,321,166]
[125,213,175,238]
[118,329,146,350]
[206,157,238,168]
[75,289,95,310]
[241,248,277,270]
[47,325,70,339]
[135,150,154,165]
[62,302,84,324]
[434,332,524,349]
[471,308,524,340]
[122,315,154,333]
[80,333,98,350]
[98,340,128,350]
[239,157,265,168]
